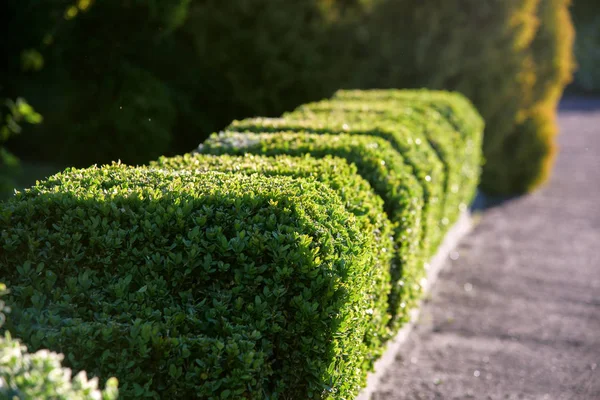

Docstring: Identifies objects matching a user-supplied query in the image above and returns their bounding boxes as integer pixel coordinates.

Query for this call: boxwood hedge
[328,90,484,196]
[199,131,425,329]
[1,88,484,399]
[152,153,395,357]
[228,117,445,256]
[0,165,388,399]
[287,98,481,226]
[332,89,484,151]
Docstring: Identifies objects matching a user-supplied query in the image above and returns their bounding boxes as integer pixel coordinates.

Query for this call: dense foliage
[0,284,119,400]
[0,88,485,398]
[0,165,389,399]
[205,91,483,331]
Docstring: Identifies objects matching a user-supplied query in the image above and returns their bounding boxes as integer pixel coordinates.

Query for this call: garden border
[356,211,473,400]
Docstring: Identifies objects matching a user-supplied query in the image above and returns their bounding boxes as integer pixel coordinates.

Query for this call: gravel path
[372,97,600,400]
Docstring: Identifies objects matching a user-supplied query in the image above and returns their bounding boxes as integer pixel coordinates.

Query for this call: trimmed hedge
[331,90,484,150]
[0,165,388,399]
[152,153,395,359]
[286,95,482,226]
[228,116,445,256]
[1,88,485,399]
[0,284,119,399]
[199,131,425,329]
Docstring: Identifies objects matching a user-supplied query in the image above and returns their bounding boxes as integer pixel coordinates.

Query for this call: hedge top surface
[285,100,481,224]
[0,165,382,399]
[291,97,483,150]
[229,116,444,198]
[228,117,445,188]
[332,89,485,140]
[326,92,485,183]
[153,153,388,229]
[228,116,445,253]
[152,153,394,256]
[229,115,445,193]
[199,131,423,250]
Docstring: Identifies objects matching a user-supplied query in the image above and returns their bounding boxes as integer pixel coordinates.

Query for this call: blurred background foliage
[0,0,588,197]
[571,0,600,92]
[0,99,43,196]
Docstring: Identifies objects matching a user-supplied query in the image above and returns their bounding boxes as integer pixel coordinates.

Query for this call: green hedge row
[1,89,483,399]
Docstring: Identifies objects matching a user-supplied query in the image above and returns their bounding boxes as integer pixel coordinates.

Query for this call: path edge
[356,211,473,400]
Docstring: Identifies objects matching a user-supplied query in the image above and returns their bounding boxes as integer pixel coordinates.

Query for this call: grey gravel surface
[372,97,600,400]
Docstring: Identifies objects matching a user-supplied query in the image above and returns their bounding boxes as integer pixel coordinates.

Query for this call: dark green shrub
[571,0,600,92]
[0,165,386,399]
[1,0,184,166]
[350,0,574,195]
[53,64,176,166]
[0,283,119,400]
[7,61,176,167]
[199,131,424,330]
[152,153,395,359]
[228,115,445,256]
[2,0,360,165]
